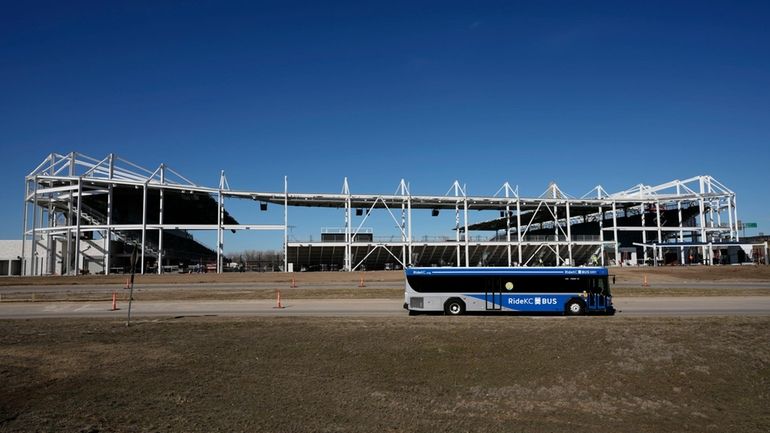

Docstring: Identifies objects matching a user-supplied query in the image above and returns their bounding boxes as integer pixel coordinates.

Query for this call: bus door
[485,277,502,310]
[588,278,607,310]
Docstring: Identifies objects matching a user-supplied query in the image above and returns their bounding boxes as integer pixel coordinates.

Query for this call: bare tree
[226,250,284,272]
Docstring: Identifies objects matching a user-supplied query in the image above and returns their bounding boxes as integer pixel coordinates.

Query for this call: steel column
[515,199,522,265]
[506,204,511,266]
[46,196,53,274]
[566,200,573,265]
[104,154,115,275]
[504,184,512,266]
[66,153,75,274]
[65,180,73,275]
[21,179,29,276]
[463,197,469,267]
[407,191,412,265]
[707,178,715,236]
[727,195,735,241]
[455,201,461,266]
[284,176,288,272]
[641,203,647,265]
[553,202,559,266]
[401,201,406,267]
[655,200,662,265]
[612,201,619,265]
[217,188,222,274]
[157,165,165,274]
[74,177,82,275]
[344,178,351,271]
[598,204,605,266]
[105,185,113,274]
[677,182,685,264]
[141,181,148,274]
[31,177,39,275]
[698,178,707,260]
[733,196,740,242]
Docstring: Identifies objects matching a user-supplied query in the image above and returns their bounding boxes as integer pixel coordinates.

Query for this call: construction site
[18,152,769,276]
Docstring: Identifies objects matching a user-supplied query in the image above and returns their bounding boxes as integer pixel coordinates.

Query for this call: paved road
[613,282,770,289]
[1,296,769,319]
[613,296,770,316]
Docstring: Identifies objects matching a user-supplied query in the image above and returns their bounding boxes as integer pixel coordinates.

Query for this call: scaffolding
[21,152,766,276]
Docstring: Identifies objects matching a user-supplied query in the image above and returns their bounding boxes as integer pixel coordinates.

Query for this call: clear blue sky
[1,1,769,252]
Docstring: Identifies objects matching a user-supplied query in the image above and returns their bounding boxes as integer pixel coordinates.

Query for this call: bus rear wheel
[565,299,586,316]
[444,298,465,316]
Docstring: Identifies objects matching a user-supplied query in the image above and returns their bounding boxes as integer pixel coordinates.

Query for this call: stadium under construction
[19,152,769,276]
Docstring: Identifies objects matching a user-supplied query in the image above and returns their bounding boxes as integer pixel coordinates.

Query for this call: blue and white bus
[404,267,615,316]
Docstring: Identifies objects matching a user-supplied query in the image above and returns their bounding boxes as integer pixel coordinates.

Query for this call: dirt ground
[1,316,768,433]
[0,270,401,287]
[2,266,769,302]
[3,265,770,287]
[3,285,770,304]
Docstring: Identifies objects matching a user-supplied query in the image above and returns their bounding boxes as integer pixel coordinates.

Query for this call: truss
[22,152,757,276]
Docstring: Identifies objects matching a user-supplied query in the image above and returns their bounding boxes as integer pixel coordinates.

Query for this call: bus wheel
[444,299,465,316]
[566,299,585,316]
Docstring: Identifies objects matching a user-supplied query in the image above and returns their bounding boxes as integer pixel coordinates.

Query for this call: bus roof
[405,266,609,277]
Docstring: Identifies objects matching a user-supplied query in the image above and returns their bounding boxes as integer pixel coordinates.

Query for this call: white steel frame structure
[279,175,758,270]
[22,153,285,276]
[22,152,766,276]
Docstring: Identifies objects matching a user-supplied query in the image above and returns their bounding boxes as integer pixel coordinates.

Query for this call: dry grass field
[3,265,770,287]
[2,267,768,432]
[1,316,768,433]
[1,266,769,302]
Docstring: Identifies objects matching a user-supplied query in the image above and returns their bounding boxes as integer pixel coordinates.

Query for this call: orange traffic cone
[642,275,649,287]
[358,275,366,288]
[290,277,297,288]
[124,278,130,289]
[273,290,285,309]
[111,291,118,311]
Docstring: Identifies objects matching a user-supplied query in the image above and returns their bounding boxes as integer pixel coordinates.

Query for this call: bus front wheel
[565,299,586,316]
[444,299,465,316]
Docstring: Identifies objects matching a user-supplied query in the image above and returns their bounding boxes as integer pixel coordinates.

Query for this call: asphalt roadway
[1,296,769,319]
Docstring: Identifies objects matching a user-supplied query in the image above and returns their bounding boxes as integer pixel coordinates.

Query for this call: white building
[0,240,23,276]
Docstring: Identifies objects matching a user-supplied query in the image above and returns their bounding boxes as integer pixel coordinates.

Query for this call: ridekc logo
[535,296,558,305]
[508,297,558,305]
